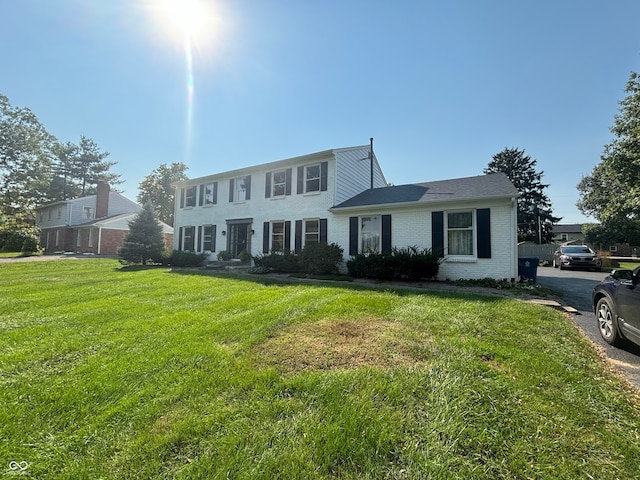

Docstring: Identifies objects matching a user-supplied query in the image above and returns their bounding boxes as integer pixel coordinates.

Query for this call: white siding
[335,147,387,205]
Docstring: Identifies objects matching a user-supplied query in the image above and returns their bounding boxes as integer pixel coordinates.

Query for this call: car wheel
[559,263,565,270]
[596,297,625,347]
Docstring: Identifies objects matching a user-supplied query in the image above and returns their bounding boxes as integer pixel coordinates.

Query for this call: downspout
[97,226,102,255]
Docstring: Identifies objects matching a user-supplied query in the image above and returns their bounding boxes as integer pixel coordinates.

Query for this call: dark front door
[228,222,251,258]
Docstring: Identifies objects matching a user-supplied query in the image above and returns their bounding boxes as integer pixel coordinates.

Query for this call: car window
[563,246,592,254]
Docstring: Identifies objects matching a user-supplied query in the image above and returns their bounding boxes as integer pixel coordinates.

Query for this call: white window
[271,221,285,251]
[84,207,94,219]
[561,233,568,241]
[233,176,249,202]
[202,225,214,251]
[447,211,473,256]
[305,164,321,193]
[88,229,94,247]
[57,207,62,219]
[272,170,287,197]
[361,216,381,253]
[609,245,618,252]
[204,183,216,205]
[182,226,195,251]
[305,219,320,246]
[76,231,81,247]
[185,186,196,207]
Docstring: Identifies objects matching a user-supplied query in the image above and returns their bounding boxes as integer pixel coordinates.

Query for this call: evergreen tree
[577,71,640,242]
[484,148,560,243]
[118,203,166,265]
[137,163,188,226]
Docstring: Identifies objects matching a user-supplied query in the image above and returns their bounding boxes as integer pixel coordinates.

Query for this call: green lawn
[1,259,639,479]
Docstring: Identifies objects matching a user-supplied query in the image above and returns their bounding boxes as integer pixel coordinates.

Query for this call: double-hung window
[272,170,287,197]
[447,211,473,255]
[202,225,214,252]
[185,186,196,207]
[203,183,216,206]
[305,164,321,192]
[304,219,320,246]
[271,221,285,252]
[182,226,195,251]
[361,216,381,253]
[230,176,250,202]
[84,207,94,219]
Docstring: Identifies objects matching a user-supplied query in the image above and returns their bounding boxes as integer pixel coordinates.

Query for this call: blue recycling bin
[518,256,539,283]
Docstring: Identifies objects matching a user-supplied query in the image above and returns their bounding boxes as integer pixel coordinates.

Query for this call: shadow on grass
[162,267,541,303]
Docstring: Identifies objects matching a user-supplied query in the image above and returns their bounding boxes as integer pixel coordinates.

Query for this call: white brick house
[172,144,519,281]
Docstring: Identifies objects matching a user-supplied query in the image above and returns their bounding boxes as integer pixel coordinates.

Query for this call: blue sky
[2,0,639,223]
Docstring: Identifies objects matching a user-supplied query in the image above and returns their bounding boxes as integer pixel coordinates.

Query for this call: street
[536,266,640,390]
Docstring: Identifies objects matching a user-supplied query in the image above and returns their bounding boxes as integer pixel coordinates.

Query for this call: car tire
[596,297,626,347]
[559,263,565,270]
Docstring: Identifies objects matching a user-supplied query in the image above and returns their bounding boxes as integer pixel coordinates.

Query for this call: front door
[228,222,251,258]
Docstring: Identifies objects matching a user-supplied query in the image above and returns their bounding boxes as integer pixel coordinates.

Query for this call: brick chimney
[96,182,110,218]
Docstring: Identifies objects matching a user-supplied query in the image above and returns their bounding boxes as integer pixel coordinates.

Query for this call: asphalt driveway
[536,265,640,390]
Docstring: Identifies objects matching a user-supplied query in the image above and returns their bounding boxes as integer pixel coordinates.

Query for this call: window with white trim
[203,183,216,205]
[447,211,473,255]
[271,221,285,252]
[272,170,287,197]
[84,207,94,220]
[185,186,196,207]
[305,164,321,193]
[361,216,381,253]
[183,226,195,251]
[233,176,248,202]
[202,225,214,252]
[304,219,320,246]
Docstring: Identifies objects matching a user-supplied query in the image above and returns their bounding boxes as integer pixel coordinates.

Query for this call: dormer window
[84,207,94,220]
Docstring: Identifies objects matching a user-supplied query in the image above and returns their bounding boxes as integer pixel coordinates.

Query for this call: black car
[553,245,602,271]
[592,268,640,348]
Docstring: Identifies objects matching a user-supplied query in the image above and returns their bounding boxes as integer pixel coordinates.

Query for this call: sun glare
[164,0,205,34]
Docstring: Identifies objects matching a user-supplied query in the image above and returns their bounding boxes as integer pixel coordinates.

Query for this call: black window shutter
[180,188,185,208]
[320,162,328,191]
[297,166,304,194]
[349,216,359,256]
[477,208,491,258]
[178,227,183,250]
[295,220,302,254]
[263,222,270,253]
[229,179,235,202]
[432,211,444,257]
[213,182,218,205]
[197,226,202,252]
[245,176,251,200]
[284,221,291,251]
[198,185,204,206]
[265,172,271,198]
[320,218,328,244]
[382,214,392,254]
[285,168,292,196]
[212,225,217,252]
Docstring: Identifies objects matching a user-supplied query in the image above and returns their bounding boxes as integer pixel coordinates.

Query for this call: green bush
[20,233,42,256]
[298,243,343,275]
[0,216,41,253]
[347,246,441,281]
[253,250,299,273]
[217,250,232,261]
[238,250,252,264]
[169,250,208,267]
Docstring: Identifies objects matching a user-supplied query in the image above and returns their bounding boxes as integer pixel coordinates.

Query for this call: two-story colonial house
[172,144,519,281]
[36,183,174,255]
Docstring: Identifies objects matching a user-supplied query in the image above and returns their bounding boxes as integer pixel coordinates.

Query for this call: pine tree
[484,148,560,243]
[118,203,166,265]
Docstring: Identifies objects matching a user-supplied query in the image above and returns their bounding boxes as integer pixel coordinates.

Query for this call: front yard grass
[1,258,639,479]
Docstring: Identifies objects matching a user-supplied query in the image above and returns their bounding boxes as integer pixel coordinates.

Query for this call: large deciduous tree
[484,148,560,243]
[0,94,55,216]
[577,71,640,243]
[118,203,166,265]
[137,163,188,227]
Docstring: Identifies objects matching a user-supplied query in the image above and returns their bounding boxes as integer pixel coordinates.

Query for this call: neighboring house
[172,144,519,281]
[551,224,585,244]
[35,183,174,255]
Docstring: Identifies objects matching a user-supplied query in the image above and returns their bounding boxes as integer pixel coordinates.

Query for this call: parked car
[592,268,640,348]
[552,245,601,271]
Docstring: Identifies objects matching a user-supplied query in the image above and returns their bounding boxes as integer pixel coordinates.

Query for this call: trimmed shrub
[217,250,232,261]
[298,243,343,275]
[20,233,42,256]
[347,246,441,281]
[169,250,208,267]
[253,251,299,273]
